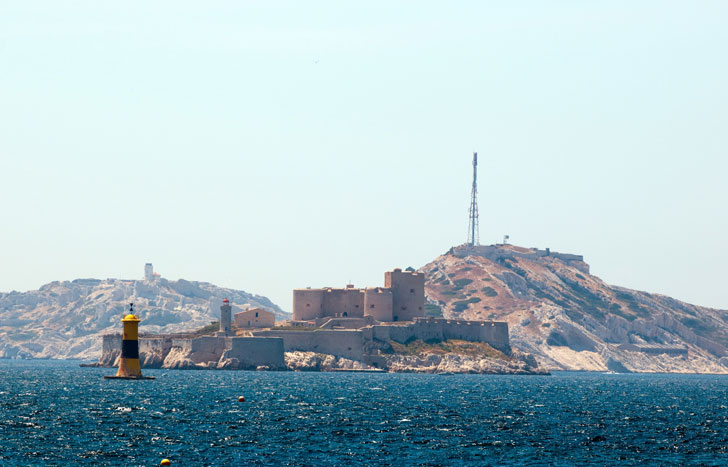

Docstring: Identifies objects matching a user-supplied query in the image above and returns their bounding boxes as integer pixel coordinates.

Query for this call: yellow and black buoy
[160,459,171,466]
[238,396,246,402]
[104,303,154,380]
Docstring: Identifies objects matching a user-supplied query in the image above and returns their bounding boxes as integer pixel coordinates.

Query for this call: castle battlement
[292,268,424,323]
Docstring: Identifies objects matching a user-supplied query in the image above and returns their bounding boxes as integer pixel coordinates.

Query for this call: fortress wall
[441,321,483,342]
[363,287,393,322]
[383,325,418,343]
[100,334,122,366]
[140,336,174,354]
[252,329,365,360]
[316,317,373,329]
[101,334,172,367]
[100,334,286,370]
[479,322,510,351]
[293,289,324,321]
[359,326,374,341]
[385,269,425,321]
[371,325,392,341]
[409,318,510,351]
[551,253,585,262]
[172,336,227,364]
[225,337,285,369]
[138,336,174,368]
[412,321,445,341]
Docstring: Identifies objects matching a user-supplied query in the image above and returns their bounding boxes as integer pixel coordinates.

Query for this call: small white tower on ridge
[144,263,154,281]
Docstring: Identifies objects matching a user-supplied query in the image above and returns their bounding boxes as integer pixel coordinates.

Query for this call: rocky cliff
[421,244,728,373]
[0,277,289,360]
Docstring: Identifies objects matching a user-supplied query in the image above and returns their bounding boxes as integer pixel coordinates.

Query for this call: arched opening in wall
[343,312,348,317]
[393,316,398,322]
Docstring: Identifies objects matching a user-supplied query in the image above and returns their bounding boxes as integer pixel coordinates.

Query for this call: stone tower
[144,263,153,281]
[363,287,393,322]
[220,298,232,335]
[384,268,425,322]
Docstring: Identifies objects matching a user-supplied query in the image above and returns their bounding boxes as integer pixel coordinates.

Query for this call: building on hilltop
[451,244,589,274]
[292,268,425,322]
[144,263,154,281]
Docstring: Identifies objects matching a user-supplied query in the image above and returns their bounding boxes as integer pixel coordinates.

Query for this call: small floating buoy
[238,396,245,402]
[160,459,171,466]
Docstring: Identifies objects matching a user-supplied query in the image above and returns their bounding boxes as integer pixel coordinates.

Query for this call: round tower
[293,289,324,320]
[363,287,393,322]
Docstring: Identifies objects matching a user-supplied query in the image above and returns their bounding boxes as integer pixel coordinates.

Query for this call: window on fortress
[401,306,407,310]
[255,312,259,317]
[410,289,415,293]
[306,304,310,307]
[370,304,375,308]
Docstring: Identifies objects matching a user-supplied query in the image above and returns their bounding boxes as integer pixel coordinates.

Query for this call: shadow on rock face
[606,357,630,373]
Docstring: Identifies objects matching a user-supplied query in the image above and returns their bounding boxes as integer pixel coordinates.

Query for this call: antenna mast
[467,152,479,246]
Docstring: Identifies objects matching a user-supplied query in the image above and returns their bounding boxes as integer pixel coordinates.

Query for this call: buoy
[160,459,171,466]
[104,303,154,380]
[238,396,245,402]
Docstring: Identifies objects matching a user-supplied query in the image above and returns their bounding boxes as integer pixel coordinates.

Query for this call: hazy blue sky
[1,1,726,311]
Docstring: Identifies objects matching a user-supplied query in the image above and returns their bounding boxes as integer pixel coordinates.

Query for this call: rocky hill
[421,244,728,374]
[0,277,289,360]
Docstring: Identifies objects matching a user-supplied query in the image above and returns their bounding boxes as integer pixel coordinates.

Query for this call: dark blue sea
[1,360,727,466]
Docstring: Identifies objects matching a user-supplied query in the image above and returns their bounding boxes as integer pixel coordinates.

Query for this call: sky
[1,1,726,312]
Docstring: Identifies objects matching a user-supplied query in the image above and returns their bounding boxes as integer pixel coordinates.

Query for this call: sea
[1,360,727,466]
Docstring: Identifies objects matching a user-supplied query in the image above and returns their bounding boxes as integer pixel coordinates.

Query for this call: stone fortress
[292,268,425,322]
[252,267,510,367]
[96,265,511,370]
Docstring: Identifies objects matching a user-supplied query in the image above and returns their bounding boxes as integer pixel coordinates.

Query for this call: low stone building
[235,307,275,329]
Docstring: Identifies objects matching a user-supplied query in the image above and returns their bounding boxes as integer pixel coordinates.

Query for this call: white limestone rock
[0,276,289,361]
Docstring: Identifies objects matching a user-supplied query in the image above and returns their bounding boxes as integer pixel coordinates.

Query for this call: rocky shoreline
[84,349,547,375]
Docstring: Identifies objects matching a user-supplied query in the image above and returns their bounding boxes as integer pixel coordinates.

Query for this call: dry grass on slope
[389,339,513,361]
